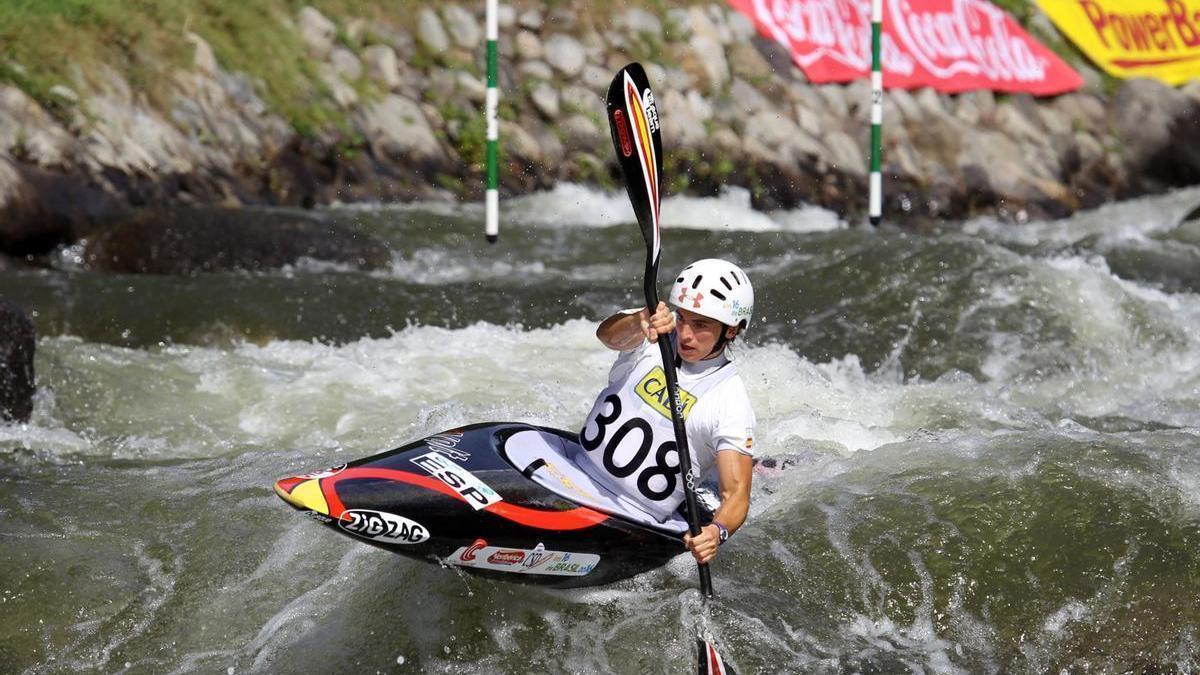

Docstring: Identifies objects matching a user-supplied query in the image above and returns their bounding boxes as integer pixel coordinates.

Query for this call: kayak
[273,422,710,588]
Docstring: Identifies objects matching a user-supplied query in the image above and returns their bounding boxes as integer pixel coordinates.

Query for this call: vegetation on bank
[0,0,694,135]
[0,0,1133,209]
[0,0,419,135]
[0,0,1104,137]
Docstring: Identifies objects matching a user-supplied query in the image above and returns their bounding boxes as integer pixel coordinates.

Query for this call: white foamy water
[7,187,1200,674]
[335,182,844,233]
[963,185,1200,248]
[9,323,958,469]
[16,258,1200,469]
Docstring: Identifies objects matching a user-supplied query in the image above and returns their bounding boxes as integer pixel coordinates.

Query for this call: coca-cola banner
[727,0,1084,95]
[1037,0,1200,85]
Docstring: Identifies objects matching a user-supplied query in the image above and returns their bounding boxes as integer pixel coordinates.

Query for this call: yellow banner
[1037,0,1200,84]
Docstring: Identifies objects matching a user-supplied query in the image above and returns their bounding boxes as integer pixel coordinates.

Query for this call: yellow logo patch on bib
[634,366,697,420]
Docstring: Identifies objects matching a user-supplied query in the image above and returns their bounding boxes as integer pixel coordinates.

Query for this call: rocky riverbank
[2,1,1200,263]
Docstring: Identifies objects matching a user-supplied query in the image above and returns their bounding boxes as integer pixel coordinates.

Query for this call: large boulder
[0,85,73,167]
[957,128,1072,215]
[362,45,401,90]
[416,8,450,55]
[1112,78,1200,189]
[0,298,34,423]
[515,31,543,61]
[559,114,604,153]
[544,35,587,77]
[617,9,662,38]
[297,6,337,59]
[330,47,363,82]
[742,110,823,165]
[0,155,42,253]
[441,5,481,49]
[357,94,442,162]
[0,154,114,255]
[82,207,391,275]
[659,89,706,149]
[318,64,358,108]
[529,82,559,119]
[296,6,336,57]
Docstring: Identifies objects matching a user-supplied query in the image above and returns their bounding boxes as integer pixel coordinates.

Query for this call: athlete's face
[675,308,738,363]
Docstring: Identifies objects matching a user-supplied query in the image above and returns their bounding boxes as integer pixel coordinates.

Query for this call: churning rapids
[2,184,1200,673]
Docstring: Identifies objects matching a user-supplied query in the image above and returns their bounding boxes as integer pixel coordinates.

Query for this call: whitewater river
[2,184,1199,673]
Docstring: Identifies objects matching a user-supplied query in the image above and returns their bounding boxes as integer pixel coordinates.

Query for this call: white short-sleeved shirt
[600,337,756,481]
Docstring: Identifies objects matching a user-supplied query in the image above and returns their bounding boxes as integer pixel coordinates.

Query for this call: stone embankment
[1,1,1200,267]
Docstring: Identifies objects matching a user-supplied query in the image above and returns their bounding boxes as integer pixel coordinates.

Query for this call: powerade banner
[727,0,1083,95]
[1037,0,1200,85]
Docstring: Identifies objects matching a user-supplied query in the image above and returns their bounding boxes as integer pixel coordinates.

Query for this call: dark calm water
[2,184,1199,673]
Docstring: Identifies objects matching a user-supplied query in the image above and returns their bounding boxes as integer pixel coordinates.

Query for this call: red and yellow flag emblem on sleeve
[1038,0,1200,84]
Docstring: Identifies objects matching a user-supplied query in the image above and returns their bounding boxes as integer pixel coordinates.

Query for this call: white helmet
[668,259,754,330]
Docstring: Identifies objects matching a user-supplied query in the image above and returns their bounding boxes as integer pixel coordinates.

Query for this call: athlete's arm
[596,302,674,350]
[684,450,752,564]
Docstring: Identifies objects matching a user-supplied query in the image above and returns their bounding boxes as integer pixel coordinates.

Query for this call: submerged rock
[0,298,34,423]
[82,207,391,275]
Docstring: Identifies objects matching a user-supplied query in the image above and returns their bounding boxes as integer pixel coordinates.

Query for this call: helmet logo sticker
[677,289,704,309]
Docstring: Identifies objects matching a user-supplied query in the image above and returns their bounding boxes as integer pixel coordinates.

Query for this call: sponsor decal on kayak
[446,540,600,576]
[487,549,526,565]
[460,538,488,562]
[543,552,594,575]
[297,464,346,480]
[411,452,503,510]
[338,509,430,544]
[635,366,697,420]
[306,510,333,524]
[424,431,469,462]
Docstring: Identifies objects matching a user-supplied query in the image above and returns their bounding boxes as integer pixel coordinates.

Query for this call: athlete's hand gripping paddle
[606,62,736,675]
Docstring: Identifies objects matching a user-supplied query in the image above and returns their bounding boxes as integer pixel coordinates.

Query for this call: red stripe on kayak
[320,467,610,531]
[275,476,304,494]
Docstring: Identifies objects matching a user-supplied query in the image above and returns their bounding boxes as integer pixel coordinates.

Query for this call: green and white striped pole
[485,0,499,243]
[868,0,883,227]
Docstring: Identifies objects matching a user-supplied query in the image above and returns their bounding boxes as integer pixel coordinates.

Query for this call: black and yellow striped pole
[485,0,499,243]
[868,0,883,227]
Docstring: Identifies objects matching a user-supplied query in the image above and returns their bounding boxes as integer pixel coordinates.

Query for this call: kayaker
[578,258,756,564]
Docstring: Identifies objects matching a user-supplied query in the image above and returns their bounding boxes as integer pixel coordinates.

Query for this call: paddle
[605,62,736,675]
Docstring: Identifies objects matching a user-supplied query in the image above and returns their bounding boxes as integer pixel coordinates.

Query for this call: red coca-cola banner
[727,0,1083,95]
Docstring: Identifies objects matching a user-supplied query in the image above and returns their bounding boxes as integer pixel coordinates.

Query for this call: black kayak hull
[274,422,696,588]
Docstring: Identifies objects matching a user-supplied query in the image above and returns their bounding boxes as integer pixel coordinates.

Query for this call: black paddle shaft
[645,271,715,598]
[606,62,714,599]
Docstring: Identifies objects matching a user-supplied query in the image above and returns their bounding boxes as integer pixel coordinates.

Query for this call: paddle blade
[606,63,664,267]
[697,636,736,675]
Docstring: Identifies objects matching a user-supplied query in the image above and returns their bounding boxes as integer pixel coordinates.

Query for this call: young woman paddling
[578,258,756,564]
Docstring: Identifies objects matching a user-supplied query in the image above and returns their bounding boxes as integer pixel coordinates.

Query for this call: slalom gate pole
[868,0,883,227]
[485,0,499,243]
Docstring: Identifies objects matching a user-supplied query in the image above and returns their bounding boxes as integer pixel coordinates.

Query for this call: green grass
[0,0,414,135]
[0,0,704,135]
